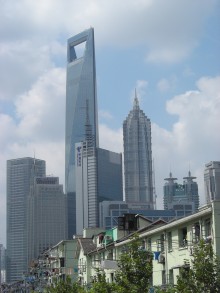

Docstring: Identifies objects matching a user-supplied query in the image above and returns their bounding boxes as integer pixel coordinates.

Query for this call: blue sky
[0,0,220,245]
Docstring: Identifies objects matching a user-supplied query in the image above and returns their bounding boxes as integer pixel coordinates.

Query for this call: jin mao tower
[123,93,154,209]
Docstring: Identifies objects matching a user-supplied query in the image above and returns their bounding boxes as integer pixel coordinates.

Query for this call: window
[167,232,172,251]
[179,227,188,248]
[169,269,174,285]
[204,218,212,243]
[147,238,152,251]
[106,250,113,260]
[204,218,211,237]
[140,239,146,250]
[192,222,200,243]
[110,273,114,282]
[59,257,65,268]
[157,234,165,252]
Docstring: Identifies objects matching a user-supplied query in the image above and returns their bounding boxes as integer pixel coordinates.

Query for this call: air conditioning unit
[205,235,212,243]
[105,235,112,241]
[158,254,165,264]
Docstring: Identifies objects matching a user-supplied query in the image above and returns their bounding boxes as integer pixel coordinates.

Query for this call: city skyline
[0,1,220,245]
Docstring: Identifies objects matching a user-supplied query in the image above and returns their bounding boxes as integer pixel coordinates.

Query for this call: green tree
[45,276,86,293]
[114,234,153,293]
[176,240,220,293]
[88,269,119,293]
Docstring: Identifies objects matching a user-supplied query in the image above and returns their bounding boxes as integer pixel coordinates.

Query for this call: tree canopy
[114,234,153,293]
[175,240,220,293]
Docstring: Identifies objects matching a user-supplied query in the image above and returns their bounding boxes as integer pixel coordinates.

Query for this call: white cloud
[99,124,123,153]
[15,67,65,141]
[130,80,148,105]
[99,110,113,121]
[154,75,220,207]
[157,78,171,92]
[0,40,57,101]
[0,0,217,74]
[136,80,148,96]
[183,66,195,77]
[156,76,177,93]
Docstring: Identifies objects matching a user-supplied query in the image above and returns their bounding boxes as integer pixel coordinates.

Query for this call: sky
[0,0,220,246]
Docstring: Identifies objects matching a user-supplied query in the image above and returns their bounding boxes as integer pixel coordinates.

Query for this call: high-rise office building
[0,244,6,284]
[99,201,177,230]
[123,93,154,209]
[99,201,130,230]
[96,148,123,202]
[75,142,123,235]
[204,161,220,203]
[65,28,99,238]
[163,171,199,217]
[6,157,45,283]
[28,177,67,264]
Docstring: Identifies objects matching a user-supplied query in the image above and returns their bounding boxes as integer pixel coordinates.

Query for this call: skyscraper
[6,157,45,283]
[28,177,67,264]
[163,171,199,216]
[123,93,154,209]
[0,244,6,284]
[65,28,99,238]
[204,161,220,203]
[75,141,123,235]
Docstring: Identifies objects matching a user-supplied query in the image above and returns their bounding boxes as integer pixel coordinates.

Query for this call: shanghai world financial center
[65,28,99,238]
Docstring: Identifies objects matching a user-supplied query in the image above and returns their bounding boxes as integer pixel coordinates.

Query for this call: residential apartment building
[75,200,220,288]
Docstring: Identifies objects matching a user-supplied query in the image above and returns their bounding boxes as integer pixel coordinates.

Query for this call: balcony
[100,260,118,270]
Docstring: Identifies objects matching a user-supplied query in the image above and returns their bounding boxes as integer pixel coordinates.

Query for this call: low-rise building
[76,200,220,288]
[28,239,79,290]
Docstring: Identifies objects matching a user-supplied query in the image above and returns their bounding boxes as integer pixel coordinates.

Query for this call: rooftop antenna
[188,161,191,177]
[169,163,172,178]
[133,88,139,109]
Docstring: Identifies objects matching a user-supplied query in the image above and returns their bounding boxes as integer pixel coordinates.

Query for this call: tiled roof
[79,238,97,254]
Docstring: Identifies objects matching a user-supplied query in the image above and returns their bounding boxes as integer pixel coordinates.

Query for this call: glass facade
[163,171,199,214]
[75,143,123,235]
[0,244,6,284]
[65,28,99,238]
[97,148,123,202]
[123,94,154,208]
[204,161,220,203]
[6,157,45,283]
[28,177,67,264]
